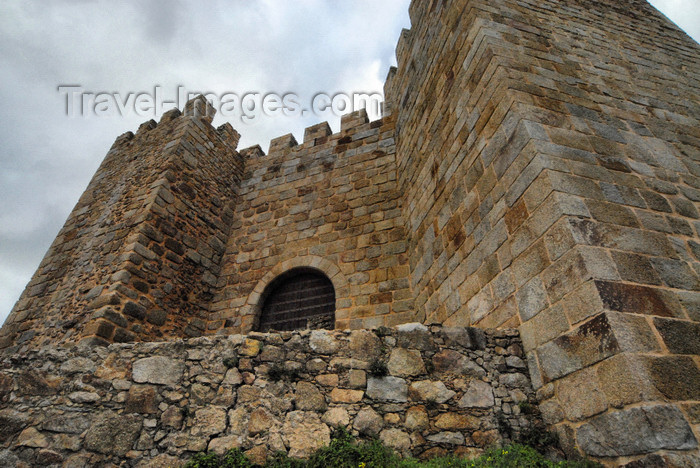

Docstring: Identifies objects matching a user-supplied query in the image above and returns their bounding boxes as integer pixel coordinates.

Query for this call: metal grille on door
[257,268,335,332]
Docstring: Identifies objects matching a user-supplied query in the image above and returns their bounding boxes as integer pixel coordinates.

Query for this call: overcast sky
[0,1,697,327]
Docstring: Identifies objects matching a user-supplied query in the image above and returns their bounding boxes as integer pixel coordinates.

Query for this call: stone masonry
[210,110,412,333]
[1,0,699,465]
[0,98,243,348]
[0,325,540,466]
[384,0,700,464]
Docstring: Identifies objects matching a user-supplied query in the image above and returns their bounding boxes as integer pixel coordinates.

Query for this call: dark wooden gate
[256,268,335,332]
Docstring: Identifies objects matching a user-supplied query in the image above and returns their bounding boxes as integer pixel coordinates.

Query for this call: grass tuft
[184,429,602,468]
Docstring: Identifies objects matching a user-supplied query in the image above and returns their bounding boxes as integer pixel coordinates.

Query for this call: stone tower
[0,99,243,348]
[384,0,700,460]
[1,0,699,464]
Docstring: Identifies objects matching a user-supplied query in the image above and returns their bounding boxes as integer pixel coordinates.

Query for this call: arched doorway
[255,267,335,332]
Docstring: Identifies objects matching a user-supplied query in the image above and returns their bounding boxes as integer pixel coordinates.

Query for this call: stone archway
[239,255,350,333]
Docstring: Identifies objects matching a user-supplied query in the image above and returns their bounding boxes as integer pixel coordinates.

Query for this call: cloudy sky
[0,1,697,327]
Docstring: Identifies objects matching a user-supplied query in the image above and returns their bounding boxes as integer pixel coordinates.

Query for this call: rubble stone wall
[0,325,539,467]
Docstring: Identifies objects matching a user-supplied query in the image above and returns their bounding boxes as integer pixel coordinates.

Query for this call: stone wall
[387,0,700,464]
[1,0,699,464]
[209,109,413,333]
[0,324,539,467]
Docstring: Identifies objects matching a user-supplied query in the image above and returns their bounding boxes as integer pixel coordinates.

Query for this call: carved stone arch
[240,255,349,333]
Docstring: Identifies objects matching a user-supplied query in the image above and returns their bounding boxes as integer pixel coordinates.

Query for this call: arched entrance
[255,267,335,332]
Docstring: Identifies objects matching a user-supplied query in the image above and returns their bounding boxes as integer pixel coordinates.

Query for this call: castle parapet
[268,133,298,155]
[303,121,332,144]
[239,145,265,159]
[340,109,369,132]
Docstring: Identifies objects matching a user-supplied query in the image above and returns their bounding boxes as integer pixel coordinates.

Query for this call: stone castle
[1,0,699,466]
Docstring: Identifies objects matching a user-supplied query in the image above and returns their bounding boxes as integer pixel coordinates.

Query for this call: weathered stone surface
[136,454,183,468]
[322,407,350,427]
[396,323,435,350]
[330,388,364,404]
[228,407,249,436]
[367,376,408,402]
[209,435,242,455]
[348,369,366,388]
[245,445,268,466]
[3,2,700,465]
[309,330,338,354]
[316,373,339,387]
[61,357,97,375]
[223,368,243,385]
[643,355,700,403]
[16,370,59,396]
[441,327,487,350]
[539,399,564,425]
[0,372,12,400]
[68,391,100,403]
[42,414,90,434]
[405,406,429,430]
[556,368,607,421]
[348,330,383,360]
[506,356,526,369]
[125,385,158,413]
[432,349,486,377]
[16,427,49,448]
[295,381,327,411]
[380,428,412,452]
[54,433,81,452]
[248,408,277,435]
[282,411,330,458]
[435,413,480,430]
[409,380,456,404]
[132,356,184,386]
[653,318,700,355]
[499,373,530,389]
[353,407,384,436]
[84,412,142,455]
[191,406,227,437]
[472,430,499,447]
[576,405,697,456]
[0,450,20,468]
[37,449,63,465]
[190,383,216,404]
[427,431,465,445]
[0,409,29,442]
[536,313,620,381]
[161,406,183,429]
[458,380,494,408]
[240,338,262,357]
[388,348,426,377]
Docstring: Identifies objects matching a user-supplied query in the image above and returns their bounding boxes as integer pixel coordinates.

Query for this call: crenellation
[303,121,332,143]
[160,107,181,122]
[340,109,369,132]
[239,145,265,158]
[136,119,157,134]
[111,131,134,148]
[182,94,215,123]
[216,123,241,150]
[395,28,412,70]
[268,132,298,155]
